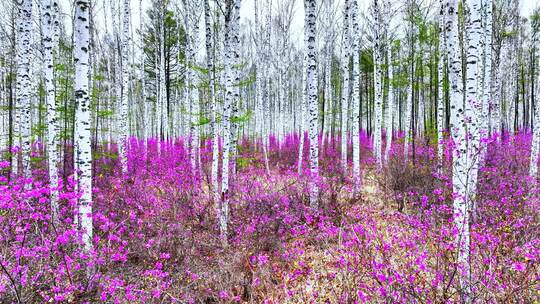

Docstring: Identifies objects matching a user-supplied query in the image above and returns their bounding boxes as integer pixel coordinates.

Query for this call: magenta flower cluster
[0,132,538,303]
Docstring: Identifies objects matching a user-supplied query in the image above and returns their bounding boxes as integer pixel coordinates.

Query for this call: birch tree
[446,0,471,300]
[437,0,446,164]
[74,0,93,252]
[507,0,519,134]
[16,0,32,180]
[340,0,350,171]
[157,0,166,151]
[351,0,361,191]
[298,56,307,174]
[184,0,202,172]
[403,0,416,160]
[119,0,131,175]
[140,0,148,150]
[372,0,383,166]
[204,0,219,195]
[529,12,540,178]
[385,48,394,163]
[41,0,60,221]
[256,0,271,174]
[490,2,513,137]
[479,0,492,166]
[220,0,241,245]
[260,1,271,174]
[228,2,242,176]
[465,0,485,217]
[304,0,319,208]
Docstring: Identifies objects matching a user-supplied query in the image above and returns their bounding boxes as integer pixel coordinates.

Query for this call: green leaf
[30,156,45,163]
[32,123,47,138]
[236,156,252,170]
[94,74,106,82]
[97,109,114,118]
[231,110,253,124]
[193,116,211,126]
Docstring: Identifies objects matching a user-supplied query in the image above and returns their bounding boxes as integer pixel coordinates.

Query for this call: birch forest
[0,0,539,302]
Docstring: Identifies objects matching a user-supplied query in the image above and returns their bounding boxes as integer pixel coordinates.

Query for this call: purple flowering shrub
[375,137,446,213]
[0,132,538,303]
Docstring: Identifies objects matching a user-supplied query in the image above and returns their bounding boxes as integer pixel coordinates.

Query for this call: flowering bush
[0,132,538,303]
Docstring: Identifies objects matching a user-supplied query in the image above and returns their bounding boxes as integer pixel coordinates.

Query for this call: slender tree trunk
[298,57,306,174]
[508,0,520,135]
[220,0,241,245]
[42,0,60,222]
[323,46,332,151]
[340,0,350,171]
[437,0,446,165]
[119,0,131,175]
[385,49,394,163]
[254,0,270,174]
[111,0,121,157]
[404,61,414,160]
[74,0,93,252]
[158,1,166,152]
[205,0,219,194]
[447,0,471,300]
[16,0,33,180]
[228,6,241,175]
[12,13,19,178]
[529,25,540,178]
[351,0,361,191]
[404,13,415,161]
[140,0,148,150]
[0,65,5,152]
[373,0,383,167]
[465,0,483,218]
[492,47,502,136]
[185,2,201,172]
[261,8,271,171]
[304,0,319,208]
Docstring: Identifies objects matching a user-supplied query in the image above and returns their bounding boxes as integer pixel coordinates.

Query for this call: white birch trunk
[229,7,241,176]
[205,0,219,194]
[158,1,166,151]
[111,0,121,154]
[465,0,483,217]
[42,0,60,222]
[74,0,93,252]
[185,3,201,172]
[340,0,350,171]
[220,0,241,245]
[140,0,148,149]
[119,0,130,175]
[0,65,5,152]
[529,23,540,178]
[491,46,502,136]
[480,0,492,166]
[253,0,270,174]
[437,0,446,165]
[322,47,332,150]
[298,57,306,174]
[508,0,520,135]
[262,69,270,172]
[351,0,361,191]
[447,0,471,300]
[385,49,394,163]
[16,0,33,180]
[304,0,319,208]
[373,0,383,167]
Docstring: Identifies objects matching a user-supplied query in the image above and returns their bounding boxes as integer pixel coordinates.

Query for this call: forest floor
[1,136,538,303]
